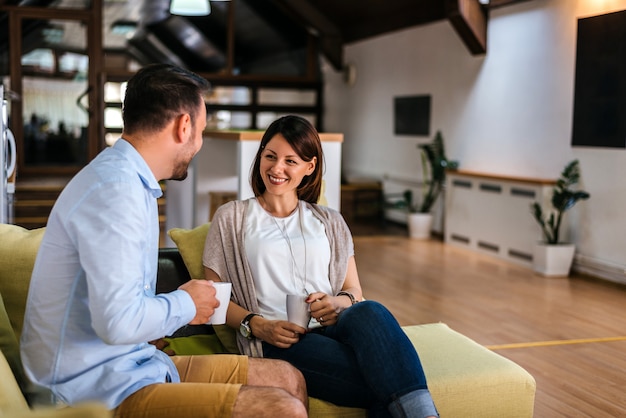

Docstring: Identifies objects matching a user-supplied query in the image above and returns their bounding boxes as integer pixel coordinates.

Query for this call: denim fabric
[262,301,430,416]
[388,389,439,418]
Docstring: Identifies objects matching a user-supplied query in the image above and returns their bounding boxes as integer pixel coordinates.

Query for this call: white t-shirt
[245,198,332,324]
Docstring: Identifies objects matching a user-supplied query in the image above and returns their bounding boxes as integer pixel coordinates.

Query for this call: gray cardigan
[202,198,354,357]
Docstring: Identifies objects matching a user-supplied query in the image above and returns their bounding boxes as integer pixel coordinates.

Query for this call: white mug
[286,294,311,328]
[207,282,232,325]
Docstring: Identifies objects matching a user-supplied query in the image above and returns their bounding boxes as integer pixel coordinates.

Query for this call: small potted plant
[530,159,590,276]
[406,131,457,239]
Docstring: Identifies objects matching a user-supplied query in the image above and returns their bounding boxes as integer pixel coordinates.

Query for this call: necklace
[270,202,309,295]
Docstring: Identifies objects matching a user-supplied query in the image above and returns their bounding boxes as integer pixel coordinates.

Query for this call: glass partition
[21,18,89,167]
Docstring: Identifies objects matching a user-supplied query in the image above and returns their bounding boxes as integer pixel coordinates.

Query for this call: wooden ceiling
[0,0,537,76]
[272,0,535,69]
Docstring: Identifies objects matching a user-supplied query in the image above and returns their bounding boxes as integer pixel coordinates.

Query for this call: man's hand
[149,338,175,356]
[179,279,219,324]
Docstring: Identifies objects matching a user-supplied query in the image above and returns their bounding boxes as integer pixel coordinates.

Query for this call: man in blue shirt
[20,64,307,418]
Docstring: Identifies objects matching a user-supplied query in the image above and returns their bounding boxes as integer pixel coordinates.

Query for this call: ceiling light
[111,20,138,37]
[169,0,211,16]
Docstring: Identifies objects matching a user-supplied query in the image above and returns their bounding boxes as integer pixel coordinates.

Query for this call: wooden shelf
[203,129,343,142]
[448,169,557,186]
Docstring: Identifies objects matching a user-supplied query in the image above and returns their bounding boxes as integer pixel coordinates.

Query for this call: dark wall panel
[572,10,626,148]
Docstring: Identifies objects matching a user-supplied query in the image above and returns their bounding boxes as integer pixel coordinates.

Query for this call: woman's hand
[307,292,349,326]
[253,316,307,348]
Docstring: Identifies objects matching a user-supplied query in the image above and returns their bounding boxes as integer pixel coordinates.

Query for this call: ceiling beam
[489,0,535,8]
[270,0,344,70]
[447,0,488,55]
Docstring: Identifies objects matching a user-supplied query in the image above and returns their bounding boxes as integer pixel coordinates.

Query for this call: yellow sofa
[0,350,109,417]
[0,225,110,417]
[0,223,536,417]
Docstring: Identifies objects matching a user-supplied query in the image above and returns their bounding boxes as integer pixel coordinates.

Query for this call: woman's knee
[341,301,394,324]
[334,300,402,340]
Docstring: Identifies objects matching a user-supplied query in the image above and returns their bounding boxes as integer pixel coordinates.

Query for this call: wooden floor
[351,223,626,417]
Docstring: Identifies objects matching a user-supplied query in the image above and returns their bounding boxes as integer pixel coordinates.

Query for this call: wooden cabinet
[340,183,383,225]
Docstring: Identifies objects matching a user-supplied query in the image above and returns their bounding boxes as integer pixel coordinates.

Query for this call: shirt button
[144,284,150,290]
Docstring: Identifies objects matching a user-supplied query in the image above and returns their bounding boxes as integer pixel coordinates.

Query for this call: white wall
[323,0,626,280]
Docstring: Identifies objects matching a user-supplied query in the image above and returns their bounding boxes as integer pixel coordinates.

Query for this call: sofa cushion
[0,224,45,339]
[0,293,29,400]
[167,224,239,354]
[167,223,210,279]
[404,323,536,417]
[0,351,30,413]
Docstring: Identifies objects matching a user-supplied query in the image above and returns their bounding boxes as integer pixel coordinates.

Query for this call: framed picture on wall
[394,95,431,136]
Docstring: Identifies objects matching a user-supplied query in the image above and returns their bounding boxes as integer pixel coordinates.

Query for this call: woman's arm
[307,256,362,326]
[340,256,363,302]
[204,267,305,348]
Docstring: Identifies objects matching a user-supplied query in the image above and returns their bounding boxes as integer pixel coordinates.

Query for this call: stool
[208,191,237,221]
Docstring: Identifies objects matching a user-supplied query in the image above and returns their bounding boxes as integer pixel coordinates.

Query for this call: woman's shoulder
[306,202,346,225]
[212,198,251,222]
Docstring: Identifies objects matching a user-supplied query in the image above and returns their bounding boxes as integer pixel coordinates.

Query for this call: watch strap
[240,313,262,339]
[242,312,261,326]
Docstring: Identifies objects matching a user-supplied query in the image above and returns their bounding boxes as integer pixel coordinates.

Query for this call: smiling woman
[203,115,440,417]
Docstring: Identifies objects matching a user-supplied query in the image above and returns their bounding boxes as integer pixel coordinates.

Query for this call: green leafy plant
[409,131,456,213]
[530,159,590,245]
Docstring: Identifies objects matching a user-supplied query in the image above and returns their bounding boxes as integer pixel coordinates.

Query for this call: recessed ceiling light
[110,20,138,36]
[170,0,211,16]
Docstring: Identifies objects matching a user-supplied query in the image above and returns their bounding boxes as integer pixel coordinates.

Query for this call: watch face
[240,323,251,338]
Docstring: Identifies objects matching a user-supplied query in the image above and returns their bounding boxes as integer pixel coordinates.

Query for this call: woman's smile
[268,174,289,185]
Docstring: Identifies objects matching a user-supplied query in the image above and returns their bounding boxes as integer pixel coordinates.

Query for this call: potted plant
[406,131,456,239]
[530,159,590,276]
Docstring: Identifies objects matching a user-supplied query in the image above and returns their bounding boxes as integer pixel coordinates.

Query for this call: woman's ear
[306,156,317,175]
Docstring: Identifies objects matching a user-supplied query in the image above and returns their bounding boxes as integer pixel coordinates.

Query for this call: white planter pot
[533,243,576,277]
[408,213,433,240]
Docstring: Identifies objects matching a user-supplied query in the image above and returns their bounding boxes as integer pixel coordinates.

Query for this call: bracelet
[336,291,358,305]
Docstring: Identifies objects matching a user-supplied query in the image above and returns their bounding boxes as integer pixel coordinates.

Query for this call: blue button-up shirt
[20,139,196,409]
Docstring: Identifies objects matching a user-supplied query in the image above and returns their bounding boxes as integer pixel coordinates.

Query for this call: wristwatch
[337,291,358,305]
[240,313,262,339]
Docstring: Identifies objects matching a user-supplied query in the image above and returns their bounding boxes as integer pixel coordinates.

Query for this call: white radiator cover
[444,171,558,267]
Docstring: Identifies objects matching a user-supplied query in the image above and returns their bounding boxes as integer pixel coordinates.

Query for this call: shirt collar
[114,138,163,198]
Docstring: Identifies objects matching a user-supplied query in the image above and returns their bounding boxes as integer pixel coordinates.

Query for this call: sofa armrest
[156,248,214,337]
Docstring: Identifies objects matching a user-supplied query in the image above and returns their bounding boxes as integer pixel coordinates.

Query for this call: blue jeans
[262,301,429,416]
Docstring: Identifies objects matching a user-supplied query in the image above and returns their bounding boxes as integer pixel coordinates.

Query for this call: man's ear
[175,113,192,143]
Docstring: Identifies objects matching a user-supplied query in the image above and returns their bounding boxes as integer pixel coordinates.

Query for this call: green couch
[0,223,536,417]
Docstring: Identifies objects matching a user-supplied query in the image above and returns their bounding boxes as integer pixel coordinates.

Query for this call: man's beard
[168,154,192,181]
[168,164,189,181]
[168,142,195,181]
